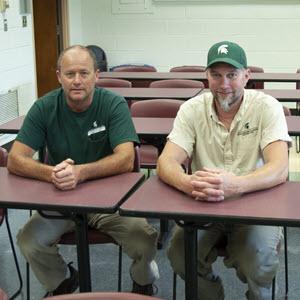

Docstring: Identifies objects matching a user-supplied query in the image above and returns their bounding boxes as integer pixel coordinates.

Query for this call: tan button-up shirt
[168,89,291,176]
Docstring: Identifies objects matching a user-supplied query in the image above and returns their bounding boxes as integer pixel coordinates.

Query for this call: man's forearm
[7,154,53,182]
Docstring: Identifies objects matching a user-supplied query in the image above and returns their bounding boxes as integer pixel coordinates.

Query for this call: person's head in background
[206,41,250,113]
[86,45,108,72]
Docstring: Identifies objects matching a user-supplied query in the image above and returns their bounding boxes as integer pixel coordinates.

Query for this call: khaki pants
[168,223,282,300]
[17,211,159,292]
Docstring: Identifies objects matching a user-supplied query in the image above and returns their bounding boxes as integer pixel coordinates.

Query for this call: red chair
[0,147,23,299]
[170,65,206,72]
[111,65,157,87]
[149,79,204,89]
[96,78,132,88]
[27,148,141,298]
[131,99,184,173]
[246,66,264,89]
[44,292,162,300]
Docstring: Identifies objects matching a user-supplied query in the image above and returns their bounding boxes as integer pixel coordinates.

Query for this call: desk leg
[74,214,91,292]
[184,225,197,300]
[157,219,170,249]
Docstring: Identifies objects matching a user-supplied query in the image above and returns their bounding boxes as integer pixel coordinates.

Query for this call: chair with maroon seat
[246,66,264,89]
[130,99,184,176]
[149,79,205,89]
[26,147,141,299]
[0,147,23,300]
[111,65,157,87]
[45,292,162,300]
[96,78,132,88]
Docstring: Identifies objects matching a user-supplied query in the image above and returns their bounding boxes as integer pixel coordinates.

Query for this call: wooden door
[32,0,65,97]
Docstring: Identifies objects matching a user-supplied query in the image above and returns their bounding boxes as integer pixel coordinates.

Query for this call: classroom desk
[2,115,300,139]
[108,88,300,103]
[101,72,300,83]
[0,167,144,292]
[120,176,300,300]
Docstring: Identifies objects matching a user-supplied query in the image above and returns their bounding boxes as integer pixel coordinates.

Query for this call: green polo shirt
[16,88,139,165]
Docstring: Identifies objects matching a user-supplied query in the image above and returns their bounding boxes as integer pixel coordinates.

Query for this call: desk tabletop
[0,168,144,213]
[107,88,300,102]
[1,115,300,137]
[120,176,300,227]
[101,72,300,82]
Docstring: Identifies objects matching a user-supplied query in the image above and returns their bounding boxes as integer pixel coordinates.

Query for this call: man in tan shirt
[157,41,291,299]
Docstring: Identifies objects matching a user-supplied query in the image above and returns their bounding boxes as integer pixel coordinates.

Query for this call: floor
[1,138,300,300]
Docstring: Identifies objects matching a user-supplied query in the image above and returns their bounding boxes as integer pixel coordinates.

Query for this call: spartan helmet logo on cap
[217,44,228,55]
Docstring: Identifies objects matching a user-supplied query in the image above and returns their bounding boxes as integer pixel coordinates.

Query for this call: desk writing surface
[0,168,144,213]
[120,176,300,226]
[0,115,25,134]
[101,72,300,82]
[107,88,300,102]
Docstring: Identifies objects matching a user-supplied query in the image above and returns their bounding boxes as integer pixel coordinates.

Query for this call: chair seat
[59,229,118,245]
[45,292,162,300]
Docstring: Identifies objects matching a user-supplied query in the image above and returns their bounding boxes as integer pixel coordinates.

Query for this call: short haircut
[56,45,98,71]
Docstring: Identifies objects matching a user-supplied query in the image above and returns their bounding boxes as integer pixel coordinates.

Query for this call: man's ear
[56,70,62,84]
[243,68,251,87]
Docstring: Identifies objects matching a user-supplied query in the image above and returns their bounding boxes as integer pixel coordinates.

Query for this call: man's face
[56,48,98,111]
[207,63,250,112]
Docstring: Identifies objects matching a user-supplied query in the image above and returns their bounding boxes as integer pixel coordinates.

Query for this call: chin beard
[218,97,231,112]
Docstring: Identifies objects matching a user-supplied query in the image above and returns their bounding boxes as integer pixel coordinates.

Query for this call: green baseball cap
[206,41,247,69]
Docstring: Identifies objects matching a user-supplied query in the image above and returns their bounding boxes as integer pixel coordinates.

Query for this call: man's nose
[219,75,230,86]
[73,73,81,84]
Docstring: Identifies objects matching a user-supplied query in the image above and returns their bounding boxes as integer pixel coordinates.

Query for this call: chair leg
[173,272,177,300]
[5,211,23,300]
[284,226,288,296]
[271,276,276,300]
[26,262,30,300]
[117,245,122,292]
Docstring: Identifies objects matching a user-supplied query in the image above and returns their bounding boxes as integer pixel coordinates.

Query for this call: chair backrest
[283,105,291,116]
[0,147,9,226]
[149,79,204,89]
[45,291,162,299]
[246,65,264,89]
[96,78,132,88]
[170,65,206,72]
[131,99,184,118]
[296,68,300,89]
[0,147,8,167]
[111,64,157,72]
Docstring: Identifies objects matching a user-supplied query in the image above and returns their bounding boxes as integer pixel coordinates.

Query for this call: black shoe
[44,263,79,297]
[132,281,156,296]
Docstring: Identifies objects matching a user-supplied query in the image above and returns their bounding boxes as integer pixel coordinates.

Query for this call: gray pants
[17,211,159,292]
[168,223,282,300]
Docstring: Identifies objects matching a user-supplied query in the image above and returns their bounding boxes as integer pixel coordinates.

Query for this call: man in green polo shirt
[157,41,291,299]
[8,45,159,297]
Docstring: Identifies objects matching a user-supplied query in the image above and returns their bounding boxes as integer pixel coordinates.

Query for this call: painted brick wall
[69,0,300,88]
[0,0,36,115]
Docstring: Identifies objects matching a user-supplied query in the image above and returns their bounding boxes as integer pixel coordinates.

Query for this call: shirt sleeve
[260,96,292,150]
[167,101,196,158]
[108,96,140,149]
[15,101,46,151]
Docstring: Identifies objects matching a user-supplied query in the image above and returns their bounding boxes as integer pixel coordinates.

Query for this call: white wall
[0,0,36,115]
[69,0,300,87]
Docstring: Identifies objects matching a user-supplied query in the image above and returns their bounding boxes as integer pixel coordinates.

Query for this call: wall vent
[0,89,19,146]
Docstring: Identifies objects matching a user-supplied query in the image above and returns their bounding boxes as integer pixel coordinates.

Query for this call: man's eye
[66,72,74,78]
[227,73,238,79]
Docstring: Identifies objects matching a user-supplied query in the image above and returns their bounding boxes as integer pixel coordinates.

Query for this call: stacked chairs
[246,66,264,89]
